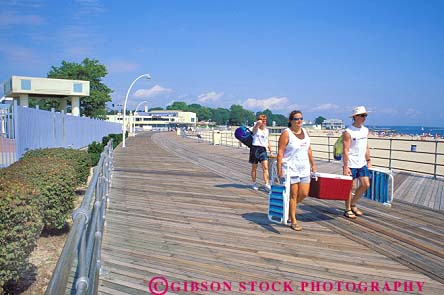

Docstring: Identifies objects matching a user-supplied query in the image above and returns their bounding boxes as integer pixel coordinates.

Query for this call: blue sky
[1,0,443,126]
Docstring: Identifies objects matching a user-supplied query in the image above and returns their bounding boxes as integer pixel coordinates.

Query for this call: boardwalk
[99,132,444,294]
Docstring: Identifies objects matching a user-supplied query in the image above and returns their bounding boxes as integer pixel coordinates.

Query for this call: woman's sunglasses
[291,117,303,121]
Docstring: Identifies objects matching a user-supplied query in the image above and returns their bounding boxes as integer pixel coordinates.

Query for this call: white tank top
[252,128,269,147]
[345,125,369,168]
[281,128,311,177]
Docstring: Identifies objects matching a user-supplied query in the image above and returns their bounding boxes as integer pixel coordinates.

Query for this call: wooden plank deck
[99,132,444,294]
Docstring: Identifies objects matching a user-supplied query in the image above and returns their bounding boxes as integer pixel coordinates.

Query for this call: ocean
[368,125,444,138]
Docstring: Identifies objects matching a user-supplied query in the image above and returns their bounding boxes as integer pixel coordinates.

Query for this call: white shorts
[289,175,310,184]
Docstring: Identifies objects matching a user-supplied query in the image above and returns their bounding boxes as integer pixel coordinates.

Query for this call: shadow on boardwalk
[98,132,444,295]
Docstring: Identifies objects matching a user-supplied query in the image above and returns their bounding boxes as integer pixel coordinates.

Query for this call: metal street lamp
[133,101,149,135]
[122,73,151,148]
[135,100,149,114]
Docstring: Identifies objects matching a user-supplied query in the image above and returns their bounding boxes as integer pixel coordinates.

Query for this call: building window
[73,83,83,93]
[21,79,31,90]
[191,118,195,122]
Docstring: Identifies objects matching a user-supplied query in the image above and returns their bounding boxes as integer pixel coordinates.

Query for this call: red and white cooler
[309,172,353,200]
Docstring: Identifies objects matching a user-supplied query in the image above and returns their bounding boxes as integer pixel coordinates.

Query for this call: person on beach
[277,110,317,231]
[342,106,372,219]
[250,114,273,191]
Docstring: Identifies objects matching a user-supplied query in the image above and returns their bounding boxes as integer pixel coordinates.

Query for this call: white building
[322,119,345,130]
[2,76,90,116]
[107,110,197,131]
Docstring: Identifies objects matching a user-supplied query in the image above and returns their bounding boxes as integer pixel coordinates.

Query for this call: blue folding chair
[362,168,394,207]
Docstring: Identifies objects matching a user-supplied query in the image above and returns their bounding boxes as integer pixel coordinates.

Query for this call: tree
[273,114,288,126]
[187,103,202,113]
[229,105,255,126]
[29,97,59,110]
[148,107,164,111]
[261,109,273,120]
[212,108,230,125]
[47,58,112,119]
[197,107,212,121]
[315,116,326,125]
[166,101,188,111]
[254,109,288,126]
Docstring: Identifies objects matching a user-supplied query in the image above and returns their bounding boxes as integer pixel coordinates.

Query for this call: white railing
[0,104,16,168]
[187,128,444,179]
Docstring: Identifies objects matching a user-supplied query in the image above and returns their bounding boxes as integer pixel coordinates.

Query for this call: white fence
[191,128,444,179]
[0,104,16,167]
[0,101,121,168]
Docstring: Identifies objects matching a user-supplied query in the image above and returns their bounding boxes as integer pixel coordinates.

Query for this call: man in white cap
[342,106,372,219]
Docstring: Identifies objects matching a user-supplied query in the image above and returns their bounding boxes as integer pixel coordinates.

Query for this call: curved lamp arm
[135,100,149,114]
[122,74,151,147]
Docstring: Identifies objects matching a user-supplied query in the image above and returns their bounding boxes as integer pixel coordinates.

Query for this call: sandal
[290,223,303,231]
[351,205,363,216]
[343,210,356,219]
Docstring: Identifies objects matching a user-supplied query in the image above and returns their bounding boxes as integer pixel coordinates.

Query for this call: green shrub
[87,141,104,166]
[108,133,123,149]
[0,175,43,288]
[22,148,91,186]
[6,157,76,231]
[102,135,111,146]
[103,133,123,149]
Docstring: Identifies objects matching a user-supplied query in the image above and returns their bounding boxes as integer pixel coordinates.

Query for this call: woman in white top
[277,110,316,231]
[250,114,273,191]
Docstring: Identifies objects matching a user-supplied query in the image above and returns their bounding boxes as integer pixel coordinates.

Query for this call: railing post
[389,139,393,170]
[51,107,56,147]
[13,100,19,162]
[327,136,331,162]
[434,140,438,179]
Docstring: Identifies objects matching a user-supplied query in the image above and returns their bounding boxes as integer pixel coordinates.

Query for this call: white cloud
[3,0,42,9]
[242,96,289,111]
[134,85,173,98]
[57,26,97,58]
[107,61,139,74]
[73,0,106,17]
[378,107,399,115]
[0,45,38,63]
[0,13,45,26]
[405,108,422,118]
[55,0,106,60]
[197,91,224,103]
[309,103,340,112]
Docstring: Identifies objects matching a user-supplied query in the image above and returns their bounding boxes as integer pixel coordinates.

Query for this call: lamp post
[122,74,151,148]
[135,100,149,114]
[133,101,149,134]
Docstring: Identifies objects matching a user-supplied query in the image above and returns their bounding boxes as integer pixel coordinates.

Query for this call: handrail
[45,140,113,295]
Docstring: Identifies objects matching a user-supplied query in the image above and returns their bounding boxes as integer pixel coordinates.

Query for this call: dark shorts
[350,166,370,179]
[249,146,268,164]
